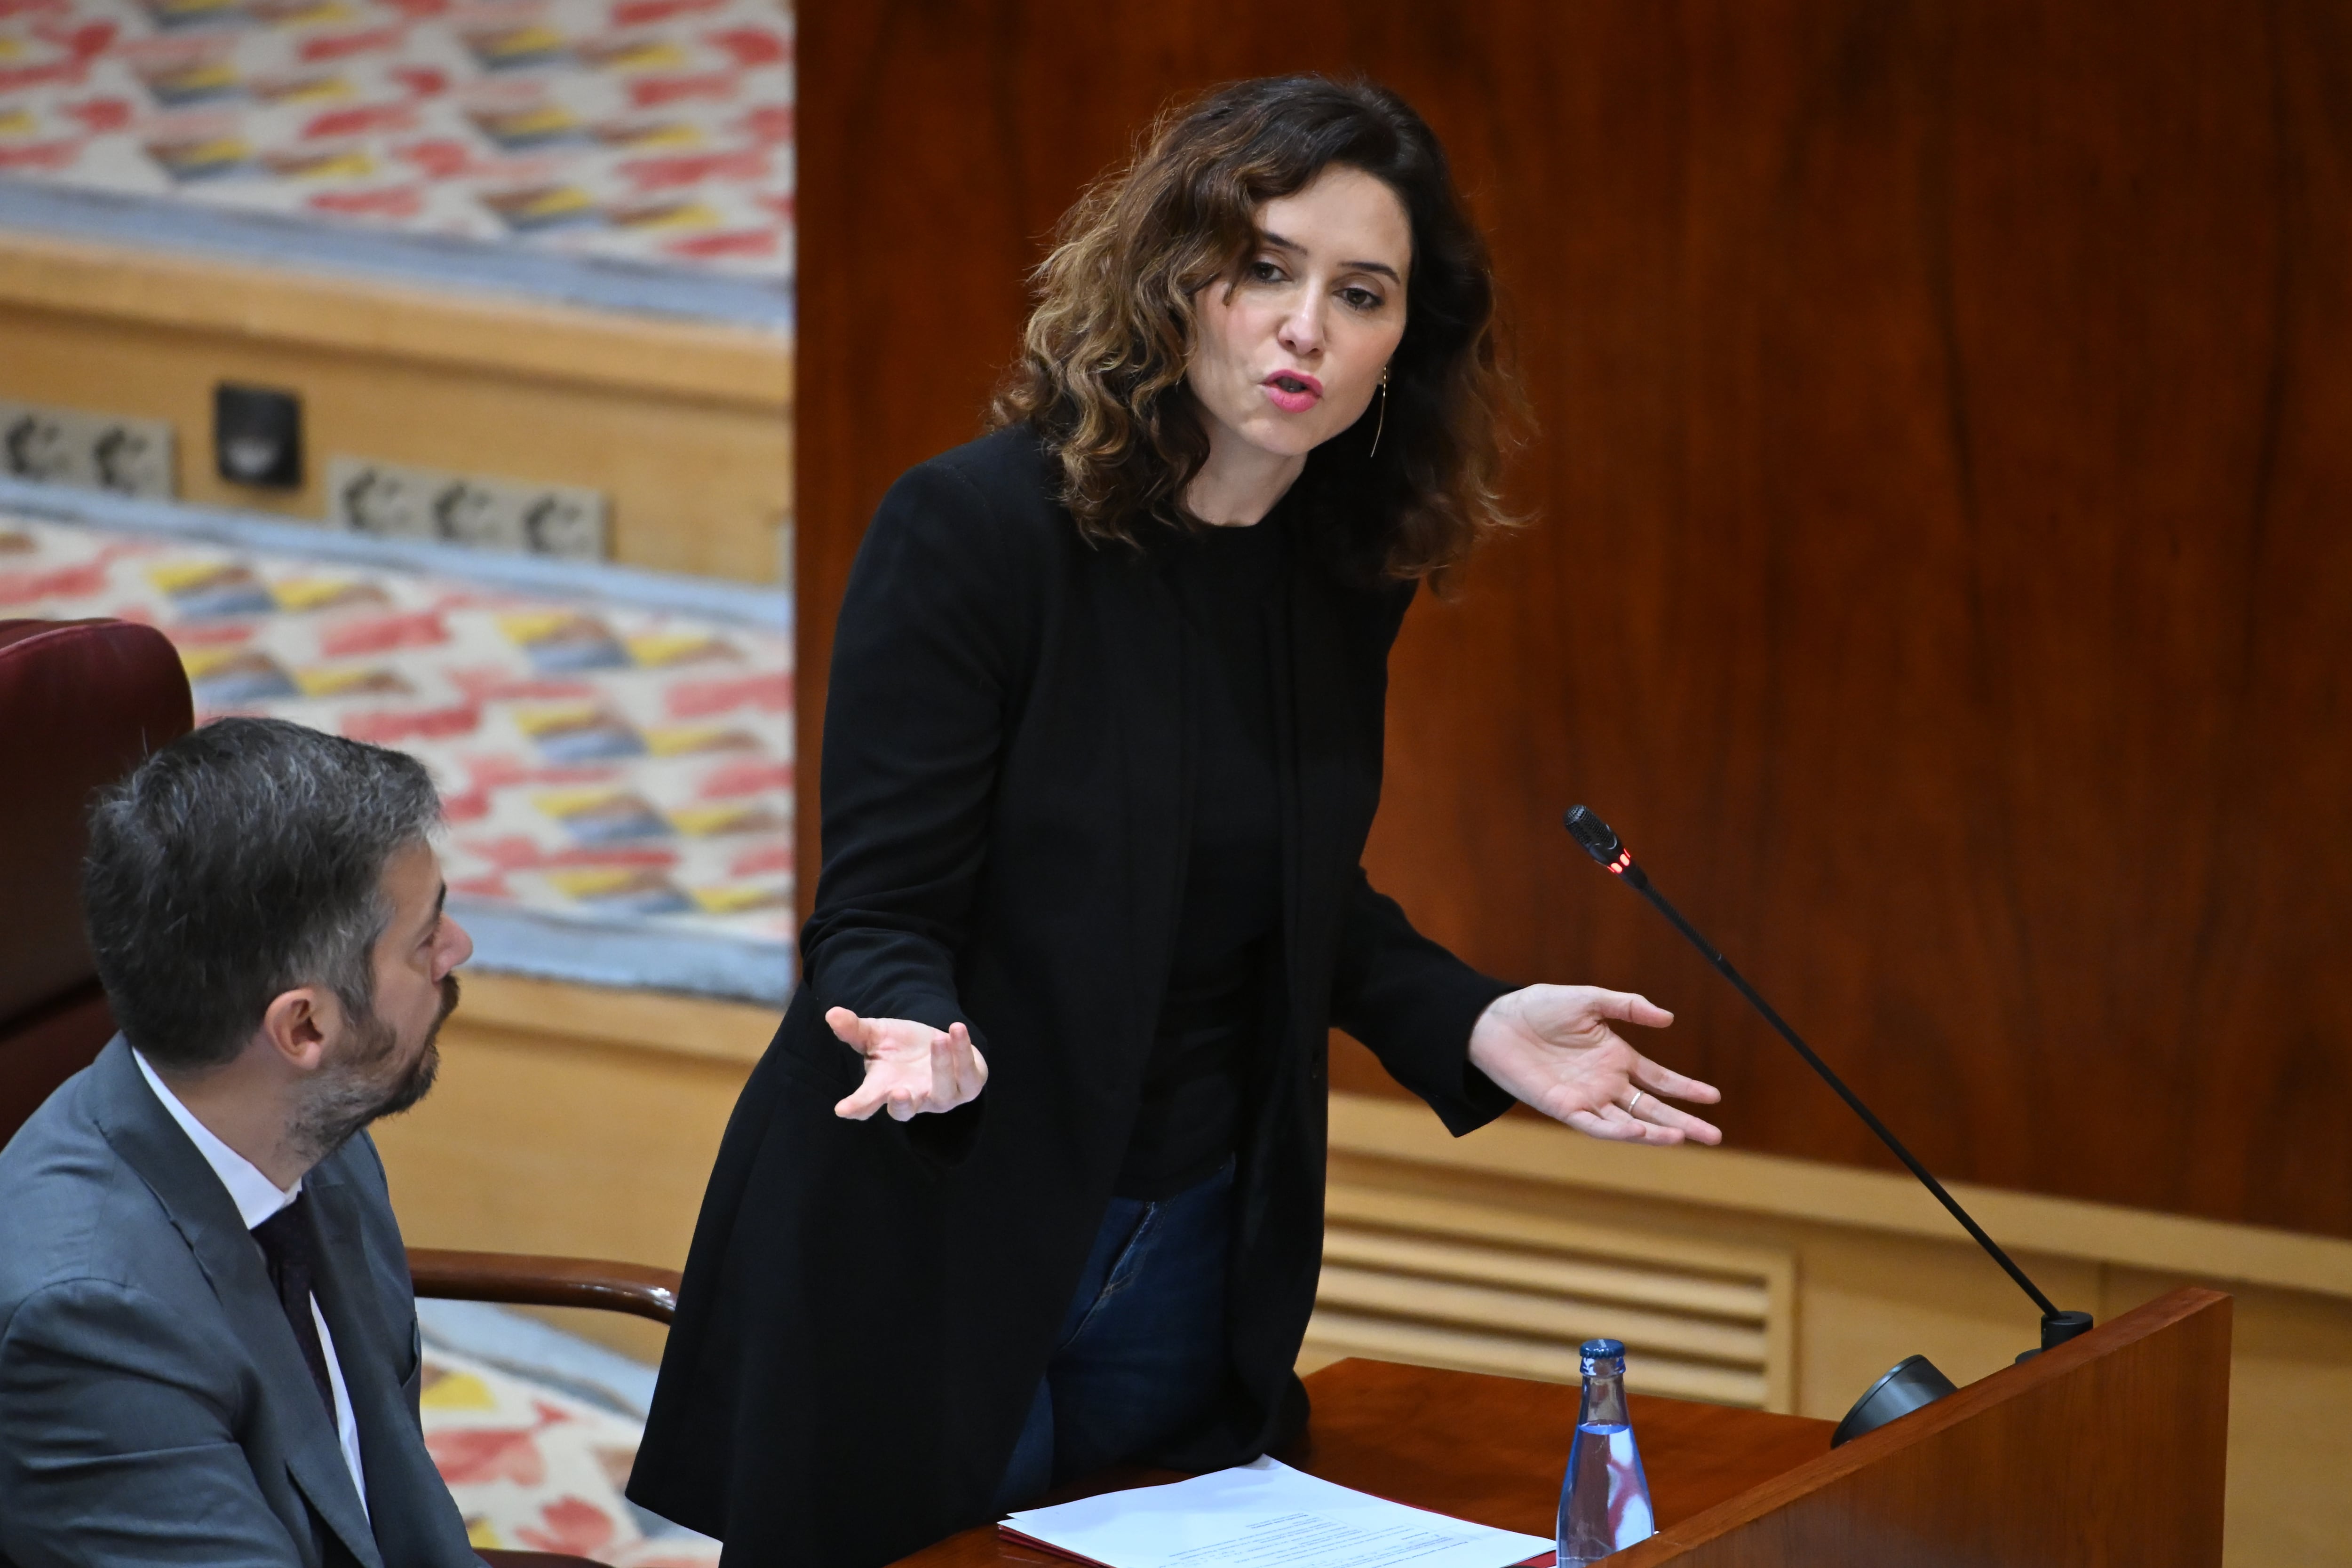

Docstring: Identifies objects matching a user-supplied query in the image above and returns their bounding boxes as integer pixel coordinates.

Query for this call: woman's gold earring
[1368,368,1390,459]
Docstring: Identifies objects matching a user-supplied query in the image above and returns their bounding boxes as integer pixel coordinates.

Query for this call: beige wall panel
[368,982,766,1360]
[1795,1239,2111,1416]
[0,304,792,583]
[1330,1149,2104,1414]
[0,234,793,584]
[370,1020,743,1266]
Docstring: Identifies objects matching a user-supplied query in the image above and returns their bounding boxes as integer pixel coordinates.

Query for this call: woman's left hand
[1467,985,1722,1145]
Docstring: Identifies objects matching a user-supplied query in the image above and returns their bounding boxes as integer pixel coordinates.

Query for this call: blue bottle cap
[1580,1338,1626,1358]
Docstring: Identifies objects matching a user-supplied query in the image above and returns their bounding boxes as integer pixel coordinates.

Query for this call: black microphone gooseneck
[1562,806,2092,1390]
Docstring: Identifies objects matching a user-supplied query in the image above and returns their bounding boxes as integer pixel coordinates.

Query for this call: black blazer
[628,428,1515,1566]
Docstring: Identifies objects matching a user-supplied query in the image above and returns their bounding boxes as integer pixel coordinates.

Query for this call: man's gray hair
[84,717,443,1071]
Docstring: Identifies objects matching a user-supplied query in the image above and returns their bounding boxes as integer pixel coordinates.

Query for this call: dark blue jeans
[991,1160,1235,1513]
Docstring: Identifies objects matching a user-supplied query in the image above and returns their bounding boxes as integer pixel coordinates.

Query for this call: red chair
[0,617,682,1567]
[0,618,192,1134]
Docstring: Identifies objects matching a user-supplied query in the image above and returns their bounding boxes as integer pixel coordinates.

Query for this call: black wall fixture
[214,383,303,489]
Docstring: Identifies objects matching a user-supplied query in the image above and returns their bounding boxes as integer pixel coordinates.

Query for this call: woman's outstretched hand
[827,1008,990,1121]
[1467,985,1722,1145]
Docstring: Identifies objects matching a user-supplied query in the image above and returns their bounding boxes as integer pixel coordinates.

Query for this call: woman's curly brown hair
[992,74,1525,583]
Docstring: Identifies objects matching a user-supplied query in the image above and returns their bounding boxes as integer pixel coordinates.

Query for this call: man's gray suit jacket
[0,1037,483,1567]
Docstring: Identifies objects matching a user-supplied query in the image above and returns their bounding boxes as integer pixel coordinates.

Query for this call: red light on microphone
[1609,850,1632,874]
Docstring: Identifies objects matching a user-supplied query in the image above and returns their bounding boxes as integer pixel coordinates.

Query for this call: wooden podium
[899,1286,2230,1567]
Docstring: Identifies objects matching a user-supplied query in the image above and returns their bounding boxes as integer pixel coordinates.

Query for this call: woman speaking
[628,74,1723,1566]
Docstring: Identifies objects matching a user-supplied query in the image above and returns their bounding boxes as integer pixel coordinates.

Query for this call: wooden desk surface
[897,1359,1835,1564]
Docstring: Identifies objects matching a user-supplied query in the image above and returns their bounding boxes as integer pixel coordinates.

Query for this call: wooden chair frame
[406,1249,683,1568]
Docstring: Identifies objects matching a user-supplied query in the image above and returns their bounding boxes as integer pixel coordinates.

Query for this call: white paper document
[999,1457,1553,1568]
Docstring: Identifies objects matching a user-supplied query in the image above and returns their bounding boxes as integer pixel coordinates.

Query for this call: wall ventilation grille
[1307,1184,1796,1411]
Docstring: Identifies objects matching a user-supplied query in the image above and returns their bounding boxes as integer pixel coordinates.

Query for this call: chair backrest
[0,618,193,1145]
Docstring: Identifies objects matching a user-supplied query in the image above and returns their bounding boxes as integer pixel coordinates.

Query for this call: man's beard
[288,973,460,1165]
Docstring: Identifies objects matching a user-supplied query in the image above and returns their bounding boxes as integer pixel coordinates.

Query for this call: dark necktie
[250,1194,337,1420]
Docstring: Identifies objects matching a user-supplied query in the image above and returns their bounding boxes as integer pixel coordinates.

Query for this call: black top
[1115,510,1289,1199]
[630,428,1519,1567]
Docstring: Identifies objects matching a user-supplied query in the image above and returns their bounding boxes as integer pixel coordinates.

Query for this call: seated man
[0,717,483,1567]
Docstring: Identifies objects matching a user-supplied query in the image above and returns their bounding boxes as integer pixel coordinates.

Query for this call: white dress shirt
[133,1050,369,1517]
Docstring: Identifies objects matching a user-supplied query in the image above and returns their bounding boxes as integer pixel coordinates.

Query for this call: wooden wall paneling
[797,4,2352,1235]
[2196,0,2352,1227]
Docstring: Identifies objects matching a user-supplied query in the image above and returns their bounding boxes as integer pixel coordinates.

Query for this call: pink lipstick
[1261,368,1323,413]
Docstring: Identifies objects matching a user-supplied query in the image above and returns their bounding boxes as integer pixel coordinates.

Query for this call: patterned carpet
[0,503,792,999]
[0,0,791,285]
[416,1299,717,1564]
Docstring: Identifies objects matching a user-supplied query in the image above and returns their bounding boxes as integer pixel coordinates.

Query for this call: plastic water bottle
[1556,1338,1656,1563]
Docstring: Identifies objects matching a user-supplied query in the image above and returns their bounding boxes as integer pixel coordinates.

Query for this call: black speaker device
[214,383,303,490]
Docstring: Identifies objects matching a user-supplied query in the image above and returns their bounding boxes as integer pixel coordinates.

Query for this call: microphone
[1562,806,2092,1441]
